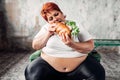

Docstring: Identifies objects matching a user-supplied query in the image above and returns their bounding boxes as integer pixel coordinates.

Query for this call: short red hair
[40,2,62,21]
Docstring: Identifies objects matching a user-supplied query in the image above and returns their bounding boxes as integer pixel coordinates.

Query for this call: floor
[0,49,120,80]
[0,50,31,80]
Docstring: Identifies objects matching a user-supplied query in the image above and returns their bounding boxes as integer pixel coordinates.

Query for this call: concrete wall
[4,0,120,40]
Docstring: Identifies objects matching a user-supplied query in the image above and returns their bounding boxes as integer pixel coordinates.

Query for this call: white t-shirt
[34,22,93,58]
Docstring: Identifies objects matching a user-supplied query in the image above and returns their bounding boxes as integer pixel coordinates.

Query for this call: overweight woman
[25,2,105,80]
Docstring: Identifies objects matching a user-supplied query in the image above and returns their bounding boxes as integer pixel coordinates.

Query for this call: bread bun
[55,23,71,37]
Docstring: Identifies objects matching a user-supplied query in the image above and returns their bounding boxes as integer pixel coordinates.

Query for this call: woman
[25,2,105,80]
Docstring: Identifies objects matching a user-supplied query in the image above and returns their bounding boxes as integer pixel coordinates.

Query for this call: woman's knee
[77,56,105,80]
[88,57,105,80]
[24,58,49,80]
[79,66,105,80]
[96,66,105,80]
[24,64,46,80]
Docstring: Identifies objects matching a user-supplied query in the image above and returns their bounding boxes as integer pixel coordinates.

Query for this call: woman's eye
[54,13,59,16]
[49,17,53,21]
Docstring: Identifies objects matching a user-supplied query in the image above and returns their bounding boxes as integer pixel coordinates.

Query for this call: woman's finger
[65,33,70,40]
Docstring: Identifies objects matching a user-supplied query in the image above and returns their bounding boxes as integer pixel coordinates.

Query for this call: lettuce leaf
[66,20,80,36]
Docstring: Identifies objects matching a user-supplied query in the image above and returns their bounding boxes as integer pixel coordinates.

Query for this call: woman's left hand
[59,31,94,53]
[59,32,73,46]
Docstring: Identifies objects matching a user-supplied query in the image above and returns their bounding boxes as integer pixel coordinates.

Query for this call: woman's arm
[32,25,56,50]
[32,32,51,50]
[69,39,94,54]
[60,33,94,54]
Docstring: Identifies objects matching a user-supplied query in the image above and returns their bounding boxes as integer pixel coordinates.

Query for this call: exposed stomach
[41,52,87,72]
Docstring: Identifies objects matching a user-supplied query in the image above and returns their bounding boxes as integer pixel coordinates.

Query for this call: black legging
[24,55,105,80]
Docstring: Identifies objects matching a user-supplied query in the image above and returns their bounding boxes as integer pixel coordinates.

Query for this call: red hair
[40,2,62,21]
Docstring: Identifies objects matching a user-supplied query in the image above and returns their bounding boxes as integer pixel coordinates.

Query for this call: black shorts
[25,55,105,80]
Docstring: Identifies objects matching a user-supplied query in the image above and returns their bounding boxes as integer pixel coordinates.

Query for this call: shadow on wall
[0,0,9,50]
[0,0,30,52]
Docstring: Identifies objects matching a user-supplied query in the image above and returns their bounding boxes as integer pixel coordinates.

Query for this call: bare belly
[41,52,87,72]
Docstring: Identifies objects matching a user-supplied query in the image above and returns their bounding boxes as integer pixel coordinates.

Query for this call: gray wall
[5,0,120,40]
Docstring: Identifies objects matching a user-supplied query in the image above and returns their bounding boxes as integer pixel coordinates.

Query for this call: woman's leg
[24,57,62,80]
[66,55,105,80]
[84,55,105,80]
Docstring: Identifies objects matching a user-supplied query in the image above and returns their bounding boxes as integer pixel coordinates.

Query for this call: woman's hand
[59,32,73,46]
[59,31,94,54]
[47,24,57,36]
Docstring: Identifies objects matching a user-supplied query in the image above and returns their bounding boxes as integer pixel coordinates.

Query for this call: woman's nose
[53,17,57,21]
[53,17,58,23]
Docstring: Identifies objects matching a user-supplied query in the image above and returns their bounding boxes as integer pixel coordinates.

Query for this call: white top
[34,22,93,58]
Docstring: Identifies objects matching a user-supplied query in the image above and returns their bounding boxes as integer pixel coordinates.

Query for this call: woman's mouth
[55,19,62,23]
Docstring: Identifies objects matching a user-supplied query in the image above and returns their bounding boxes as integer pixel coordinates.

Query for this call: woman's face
[46,10,66,24]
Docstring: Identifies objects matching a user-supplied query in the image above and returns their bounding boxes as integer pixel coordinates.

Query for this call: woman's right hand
[47,24,57,36]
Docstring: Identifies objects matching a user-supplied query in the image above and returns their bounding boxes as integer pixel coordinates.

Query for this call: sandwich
[55,22,71,37]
